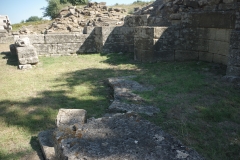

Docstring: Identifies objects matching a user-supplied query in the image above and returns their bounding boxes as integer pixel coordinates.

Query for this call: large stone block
[199,52,213,62]
[56,109,87,127]
[209,40,229,56]
[134,38,154,50]
[215,29,231,42]
[16,45,39,65]
[19,35,45,44]
[134,27,154,39]
[175,50,199,61]
[57,43,82,54]
[33,44,58,55]
[45,34,89,43]
[213,54,228,64]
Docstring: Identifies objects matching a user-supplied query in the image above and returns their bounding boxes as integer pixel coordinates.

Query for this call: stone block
[134,15,149,26]
[213,54,228,64]
[38,130,55,160]
[162,38,185,50]
[19,35,45,44]
[18,64,33,70]
[45,34,89,43]
[33,44,58,55]
[199,52,213,62]
[175,50,199,61]
[208,28,216,40]
[154,50,175,61]
[16,45,39,65]
[57,43,82,54]
[134,38,154,50]
[134,48,154,62]
[209,40,229,56]
[134,27,154,39]
[154,27,168,39]
[215,29,231,42]
[186,39,208,52]
[15,37,31,47]
[56,109,87,127]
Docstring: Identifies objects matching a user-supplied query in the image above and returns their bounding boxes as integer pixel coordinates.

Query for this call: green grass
[0,52,240,160]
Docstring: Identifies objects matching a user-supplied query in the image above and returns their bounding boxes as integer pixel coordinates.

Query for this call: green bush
[25,16,43,22]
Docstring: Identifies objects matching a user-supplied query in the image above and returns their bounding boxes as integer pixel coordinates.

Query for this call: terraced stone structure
[1,0,239,79]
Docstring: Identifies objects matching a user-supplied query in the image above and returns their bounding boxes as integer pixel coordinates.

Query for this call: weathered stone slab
[54,113,204,160]
[38,130,55,160]
[56,109,86,127]
[16,45,39,65]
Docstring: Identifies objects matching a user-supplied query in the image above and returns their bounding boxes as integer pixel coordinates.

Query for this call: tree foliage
[60,0,88,5]
[42,0,88,19]
[25,16,43,22]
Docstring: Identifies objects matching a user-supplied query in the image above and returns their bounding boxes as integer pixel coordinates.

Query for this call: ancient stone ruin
[10,37,39,69]
[38,78,204,159]
[0,0,239,159]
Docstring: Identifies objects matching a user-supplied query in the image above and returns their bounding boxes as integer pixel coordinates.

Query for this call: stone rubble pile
[45,2,127,33]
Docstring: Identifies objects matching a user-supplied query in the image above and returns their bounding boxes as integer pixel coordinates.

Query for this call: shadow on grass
[1,51,18,66]
[0,53,239,160]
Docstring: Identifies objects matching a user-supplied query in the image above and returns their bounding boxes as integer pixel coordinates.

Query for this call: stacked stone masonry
[1,0,240,78]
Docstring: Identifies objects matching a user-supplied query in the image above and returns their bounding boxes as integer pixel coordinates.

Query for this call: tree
[25,16,43,22]
[42,0,89,19]
[60,0,88,5]
[42,0,63,19]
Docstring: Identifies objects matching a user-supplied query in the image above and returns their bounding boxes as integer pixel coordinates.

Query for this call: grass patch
[0,52,240,160]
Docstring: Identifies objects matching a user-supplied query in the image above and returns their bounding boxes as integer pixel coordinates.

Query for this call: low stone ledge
[107,76,159,116]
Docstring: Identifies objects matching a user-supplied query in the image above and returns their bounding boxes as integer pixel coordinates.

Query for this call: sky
[0,0,144,24]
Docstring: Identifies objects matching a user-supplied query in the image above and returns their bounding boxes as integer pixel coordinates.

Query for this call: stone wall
[134,26,232,65]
